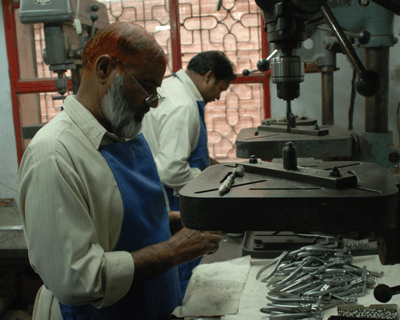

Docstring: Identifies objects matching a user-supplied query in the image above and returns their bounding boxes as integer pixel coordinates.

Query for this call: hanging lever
[242,49,279,76]
[317,25,371,45]
[321,4,381,97]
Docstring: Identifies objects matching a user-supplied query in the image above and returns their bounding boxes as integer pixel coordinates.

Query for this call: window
[5,0,270,162]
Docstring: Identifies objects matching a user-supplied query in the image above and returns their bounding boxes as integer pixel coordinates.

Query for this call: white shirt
[141,70,204,201]
[18,96,134,320]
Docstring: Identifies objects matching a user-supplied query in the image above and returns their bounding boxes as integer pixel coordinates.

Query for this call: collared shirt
[18,96,134,320]
[141,69,204,199]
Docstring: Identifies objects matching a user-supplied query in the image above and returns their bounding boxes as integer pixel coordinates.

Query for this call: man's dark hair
[187,51,236,83]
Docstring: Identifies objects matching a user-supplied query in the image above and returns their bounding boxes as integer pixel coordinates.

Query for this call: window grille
[31,0,266,160]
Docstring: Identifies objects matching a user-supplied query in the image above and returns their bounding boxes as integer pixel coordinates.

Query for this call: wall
[270,16,400,150]
[0,6,19,202]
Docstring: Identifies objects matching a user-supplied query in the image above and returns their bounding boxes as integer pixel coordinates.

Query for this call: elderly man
[18,22,221,320]
[141,50,236,297]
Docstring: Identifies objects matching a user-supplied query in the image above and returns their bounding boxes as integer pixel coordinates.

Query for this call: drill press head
[254,0,327,101]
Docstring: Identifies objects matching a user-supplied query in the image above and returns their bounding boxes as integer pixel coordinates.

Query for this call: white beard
[101,74,142,140]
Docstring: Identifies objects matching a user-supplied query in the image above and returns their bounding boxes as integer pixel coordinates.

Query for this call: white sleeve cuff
[93,251,134,308]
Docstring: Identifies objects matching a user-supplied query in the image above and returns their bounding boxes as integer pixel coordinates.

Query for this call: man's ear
[95,55,118,82]
[204,70,215,84]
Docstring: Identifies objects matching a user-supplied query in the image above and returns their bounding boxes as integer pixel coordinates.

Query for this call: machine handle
[317,25,371,45]
[242,49,279,76]
[321,4,381,97]
[90,13,98,38]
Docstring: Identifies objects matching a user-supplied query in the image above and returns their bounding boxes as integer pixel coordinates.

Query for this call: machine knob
[242,49,279,76]
[91,13,99,22]
[242,60,270,76]
[92,4,99,12]
[257,59,270,72]
[358,31,371,45]
[242,69,252,76]
[355,70,382,97]
[374,284,400,303]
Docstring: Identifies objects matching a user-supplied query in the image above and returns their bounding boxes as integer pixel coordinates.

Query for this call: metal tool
[218,165,244,195]
[259,242,381,319]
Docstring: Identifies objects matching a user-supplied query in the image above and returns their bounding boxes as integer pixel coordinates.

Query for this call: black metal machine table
[179,159,400,264]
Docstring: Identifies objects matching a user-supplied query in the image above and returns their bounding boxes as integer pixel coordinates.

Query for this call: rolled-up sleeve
[19,154,134,308]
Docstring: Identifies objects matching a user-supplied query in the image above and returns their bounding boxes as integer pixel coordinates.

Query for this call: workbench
[181,236,400,320]
[2,212,399,320]
[0,206,28,264]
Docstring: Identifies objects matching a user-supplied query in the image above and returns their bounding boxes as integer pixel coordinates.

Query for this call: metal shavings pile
[338,307,398,319]
[256,239,384,320]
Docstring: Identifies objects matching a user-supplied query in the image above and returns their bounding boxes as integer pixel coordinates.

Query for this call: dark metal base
[179,160,399,234]
[262,117,318,127]
[236,126,352,160]
[242,231,378,259]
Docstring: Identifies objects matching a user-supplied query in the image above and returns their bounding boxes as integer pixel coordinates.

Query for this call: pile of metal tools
[257,240,384,319]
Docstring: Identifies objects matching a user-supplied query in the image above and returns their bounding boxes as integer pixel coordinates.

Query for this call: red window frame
[3,0,270,164]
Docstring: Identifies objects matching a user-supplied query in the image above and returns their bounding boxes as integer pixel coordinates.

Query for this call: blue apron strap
[172,72,182,81]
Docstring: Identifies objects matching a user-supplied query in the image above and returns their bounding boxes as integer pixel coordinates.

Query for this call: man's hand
[168,211,183,235]
[167,228,222,265]
[168,211,180,222]
[131,228,222,286]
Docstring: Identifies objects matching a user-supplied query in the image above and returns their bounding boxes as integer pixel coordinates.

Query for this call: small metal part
[258,124,329,136]
[283,141,298,171]
[235,165,245,177]
[249,155,258,163]
[314,123,320,130]
[286,100,292,133]
[329,167,341,177]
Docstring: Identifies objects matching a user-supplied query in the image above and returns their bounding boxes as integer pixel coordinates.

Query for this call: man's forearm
[131,228,221,286]
[131,241,175,286]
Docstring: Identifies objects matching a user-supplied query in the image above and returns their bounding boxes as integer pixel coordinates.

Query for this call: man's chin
[134,113,146,123]
[116,121,142,140]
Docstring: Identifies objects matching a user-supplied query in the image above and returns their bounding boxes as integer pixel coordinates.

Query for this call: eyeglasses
[112,58,164,106]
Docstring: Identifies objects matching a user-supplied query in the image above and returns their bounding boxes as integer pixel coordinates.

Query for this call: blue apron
[164,73,211,302]
[59,134,180,320]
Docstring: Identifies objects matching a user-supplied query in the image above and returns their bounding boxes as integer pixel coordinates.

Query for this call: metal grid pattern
[30,0,265,160]
[39,93,65,123]
[177,0,264,159]
[104,0,174,73]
